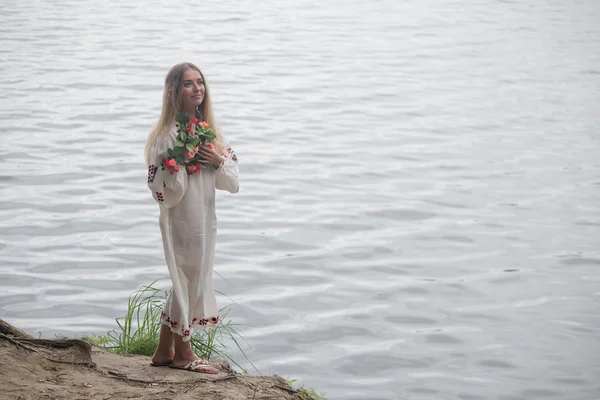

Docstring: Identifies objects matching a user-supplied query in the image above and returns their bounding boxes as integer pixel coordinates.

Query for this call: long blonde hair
[145,62,224,165]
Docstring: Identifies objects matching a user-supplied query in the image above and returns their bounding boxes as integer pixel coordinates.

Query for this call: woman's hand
[197,144,224,167]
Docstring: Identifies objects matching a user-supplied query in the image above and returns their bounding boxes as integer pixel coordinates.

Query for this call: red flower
[199,121,208,128]
[189,117,198,124]
[186,124,192,133]
[186,164,201,175]
[208,143,215,150]
[166,159,177,167]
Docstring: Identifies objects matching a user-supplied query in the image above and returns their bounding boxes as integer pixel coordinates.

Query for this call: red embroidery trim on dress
[160,313,220,337]
[155,192,164,202]
[148,165,157,183]
[227,148,238,162]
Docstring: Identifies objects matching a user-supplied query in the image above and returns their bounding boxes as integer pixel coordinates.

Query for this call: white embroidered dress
[147,125,239,341]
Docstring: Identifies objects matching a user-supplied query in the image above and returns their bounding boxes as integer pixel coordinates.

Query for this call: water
[1,0,600,398]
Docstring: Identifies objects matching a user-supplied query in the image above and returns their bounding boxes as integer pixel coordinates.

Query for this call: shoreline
[0,320,318,400]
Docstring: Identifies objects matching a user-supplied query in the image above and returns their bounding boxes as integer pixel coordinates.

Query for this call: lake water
[1,0,600,399]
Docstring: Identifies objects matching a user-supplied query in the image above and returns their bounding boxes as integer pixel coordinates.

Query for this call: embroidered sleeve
[215,136,239,193]
[147,136,188,208]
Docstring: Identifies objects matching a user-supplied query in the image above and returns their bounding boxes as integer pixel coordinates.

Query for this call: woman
[145,62,239,373]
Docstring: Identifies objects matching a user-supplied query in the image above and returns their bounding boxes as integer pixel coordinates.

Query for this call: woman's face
[180,68,205,111]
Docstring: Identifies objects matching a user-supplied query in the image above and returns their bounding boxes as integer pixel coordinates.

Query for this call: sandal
[169,359,218,374]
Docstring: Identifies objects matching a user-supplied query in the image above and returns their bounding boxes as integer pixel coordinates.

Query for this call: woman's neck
[182,107,196,118]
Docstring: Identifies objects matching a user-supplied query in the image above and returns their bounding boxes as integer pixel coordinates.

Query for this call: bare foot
[151,349,174,366]
[171,333,218,373]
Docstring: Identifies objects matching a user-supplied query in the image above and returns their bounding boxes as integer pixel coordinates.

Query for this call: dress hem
[160,315,220,342]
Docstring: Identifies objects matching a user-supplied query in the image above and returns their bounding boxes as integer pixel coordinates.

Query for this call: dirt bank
[0,320,311,400]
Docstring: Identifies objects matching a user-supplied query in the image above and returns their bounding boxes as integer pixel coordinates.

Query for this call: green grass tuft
[82,282,325,398]
[82,281,255,370]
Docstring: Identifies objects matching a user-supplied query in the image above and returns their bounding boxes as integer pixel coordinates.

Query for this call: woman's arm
[214,143,239,193]
[147,139,188,208]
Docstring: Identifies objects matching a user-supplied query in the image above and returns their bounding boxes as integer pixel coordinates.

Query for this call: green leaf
[189,138,200,147]
[186,143,195,152]
[176,112,190,125]
[174,140,185,148]
[181,132,188,142]
[204,131,216,141]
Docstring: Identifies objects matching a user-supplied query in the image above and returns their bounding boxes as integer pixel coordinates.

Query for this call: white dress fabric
[147,125,239,341]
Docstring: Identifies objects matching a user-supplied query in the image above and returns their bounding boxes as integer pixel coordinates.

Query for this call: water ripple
[1,0,600,399]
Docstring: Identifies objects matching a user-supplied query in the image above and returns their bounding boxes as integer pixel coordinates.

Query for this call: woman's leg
[151,324,175,364]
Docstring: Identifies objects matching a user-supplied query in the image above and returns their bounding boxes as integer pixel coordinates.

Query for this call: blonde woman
[145,62,239,373]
